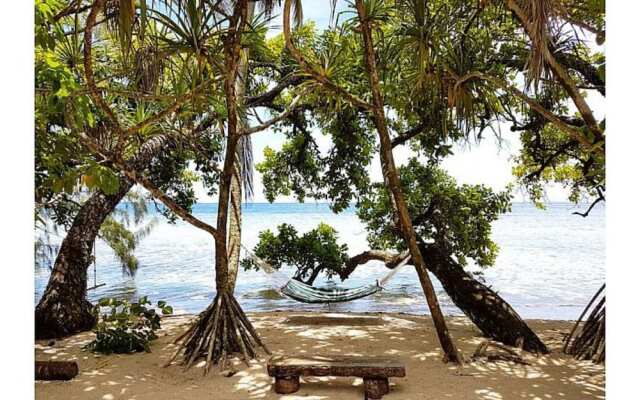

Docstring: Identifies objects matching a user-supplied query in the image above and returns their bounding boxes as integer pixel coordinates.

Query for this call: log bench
[267,355,406,399]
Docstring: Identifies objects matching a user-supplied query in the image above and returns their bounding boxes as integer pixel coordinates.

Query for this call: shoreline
[162,309,583,323]
[36,311,604,399]
[160,305,584,324]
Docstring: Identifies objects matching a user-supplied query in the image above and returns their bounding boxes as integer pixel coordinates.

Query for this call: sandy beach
[35,312,604,400]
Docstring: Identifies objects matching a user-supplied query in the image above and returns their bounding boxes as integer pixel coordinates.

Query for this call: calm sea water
[35,202,605,320]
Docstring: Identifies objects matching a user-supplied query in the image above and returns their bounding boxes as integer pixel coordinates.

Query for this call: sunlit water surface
[35,202,604,320]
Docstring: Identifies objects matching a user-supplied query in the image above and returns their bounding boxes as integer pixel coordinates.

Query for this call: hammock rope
[241,244,411,304]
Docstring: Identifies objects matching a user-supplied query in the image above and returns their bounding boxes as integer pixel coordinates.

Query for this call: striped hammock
[242,244,411,304]
[281,279,382,304]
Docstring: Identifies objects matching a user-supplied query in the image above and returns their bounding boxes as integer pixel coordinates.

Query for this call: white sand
[35,312,604,399]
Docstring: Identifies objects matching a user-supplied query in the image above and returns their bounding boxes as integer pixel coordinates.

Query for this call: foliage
[358,159,512,267]
[35,0,65,51]
[99,191,159,275]
[85,297,173,354]
[512,121,605,207]
[248,158,511,278]
[242,223,349,285]
[478,0,606,210]
[254,0,516,273]
[258,106,375,212]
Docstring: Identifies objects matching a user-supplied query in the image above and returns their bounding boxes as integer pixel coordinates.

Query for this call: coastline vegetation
[34,0,605,392]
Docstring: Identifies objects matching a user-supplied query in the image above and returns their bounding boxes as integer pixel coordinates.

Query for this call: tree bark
[35,179,132,339]
[212,0,250,292]
[421,245,548,353]
[35,361,79,381]
[35,134,177,339]
[227,1,255,293]
[341,244,549,353]
[228,166,243,292]
[354,0,462,364]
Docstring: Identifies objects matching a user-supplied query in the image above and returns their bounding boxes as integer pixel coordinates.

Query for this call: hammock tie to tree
[242,244,411,304]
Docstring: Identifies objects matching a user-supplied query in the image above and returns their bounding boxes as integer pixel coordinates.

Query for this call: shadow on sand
[35,312,604,400]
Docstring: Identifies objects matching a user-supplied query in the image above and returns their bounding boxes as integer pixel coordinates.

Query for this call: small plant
[84,296,173,354]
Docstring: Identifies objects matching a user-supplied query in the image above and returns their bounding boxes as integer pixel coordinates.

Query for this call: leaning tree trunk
[35,178,133,339]
[353,0,462,364]
[341,245,549,353]
[79,0,266,373]
[35,132,176,339]
[420,244,549,353]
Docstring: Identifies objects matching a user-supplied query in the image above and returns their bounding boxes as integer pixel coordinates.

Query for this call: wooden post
[364,377,390,399]
[274,375,300,394]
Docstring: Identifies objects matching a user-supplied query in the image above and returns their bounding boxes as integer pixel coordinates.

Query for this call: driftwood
[35,361,79,381]
[471,340,531,365]
[267,355,405,400]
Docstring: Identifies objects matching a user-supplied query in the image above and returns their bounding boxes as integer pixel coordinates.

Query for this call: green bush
[84,296,173,354]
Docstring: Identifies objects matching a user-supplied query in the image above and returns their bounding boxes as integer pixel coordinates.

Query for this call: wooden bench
[267,355,406,399]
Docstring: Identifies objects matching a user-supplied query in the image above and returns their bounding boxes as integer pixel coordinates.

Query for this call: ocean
[34,202,605,320]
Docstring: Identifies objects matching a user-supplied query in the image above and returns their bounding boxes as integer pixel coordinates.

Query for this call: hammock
[281,279,382,304]
[242,244,411,304]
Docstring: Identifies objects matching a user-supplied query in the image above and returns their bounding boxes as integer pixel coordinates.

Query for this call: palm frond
[114,0,137,60]
[522,0,557,89]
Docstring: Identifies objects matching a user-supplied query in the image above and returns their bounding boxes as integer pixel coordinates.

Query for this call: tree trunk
[35,133,177,339]
[227,1,255,293]
[228,167,243,292]
[78,0,267,372]
[167,1,270,372]
[420,244,549,353]
[341,245,549,353]
[354,0,462,364]
[35,178,133,339]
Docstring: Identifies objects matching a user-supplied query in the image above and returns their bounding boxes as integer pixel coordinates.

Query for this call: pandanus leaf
[118,0,136,60]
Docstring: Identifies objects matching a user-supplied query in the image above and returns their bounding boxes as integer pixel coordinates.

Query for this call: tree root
[164,292,270,374]
[563,284,605,364]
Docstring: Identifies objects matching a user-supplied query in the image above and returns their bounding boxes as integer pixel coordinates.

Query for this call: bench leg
[363,377,389,399]
[274,375,300,394]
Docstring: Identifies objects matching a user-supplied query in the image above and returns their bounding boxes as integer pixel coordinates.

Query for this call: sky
[193,1,605,204]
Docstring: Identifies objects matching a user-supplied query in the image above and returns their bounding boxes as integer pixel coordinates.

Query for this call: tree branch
[340,249,409,281]
[455,71,603,155]
[242,91,308,135]
[572,187,605,218]
[391,122,428,148]
[245,74,307,108]
[282,0,374,112]
[78,132,221,240]
[498,50,605,96]
[504,0,604,142]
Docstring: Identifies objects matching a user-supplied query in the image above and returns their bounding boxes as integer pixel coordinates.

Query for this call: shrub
[84,296,173,354]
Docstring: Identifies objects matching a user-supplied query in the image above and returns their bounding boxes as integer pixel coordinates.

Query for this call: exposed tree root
[164,292,270,374]
[563,284,605,364]
[471,340,531,365]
